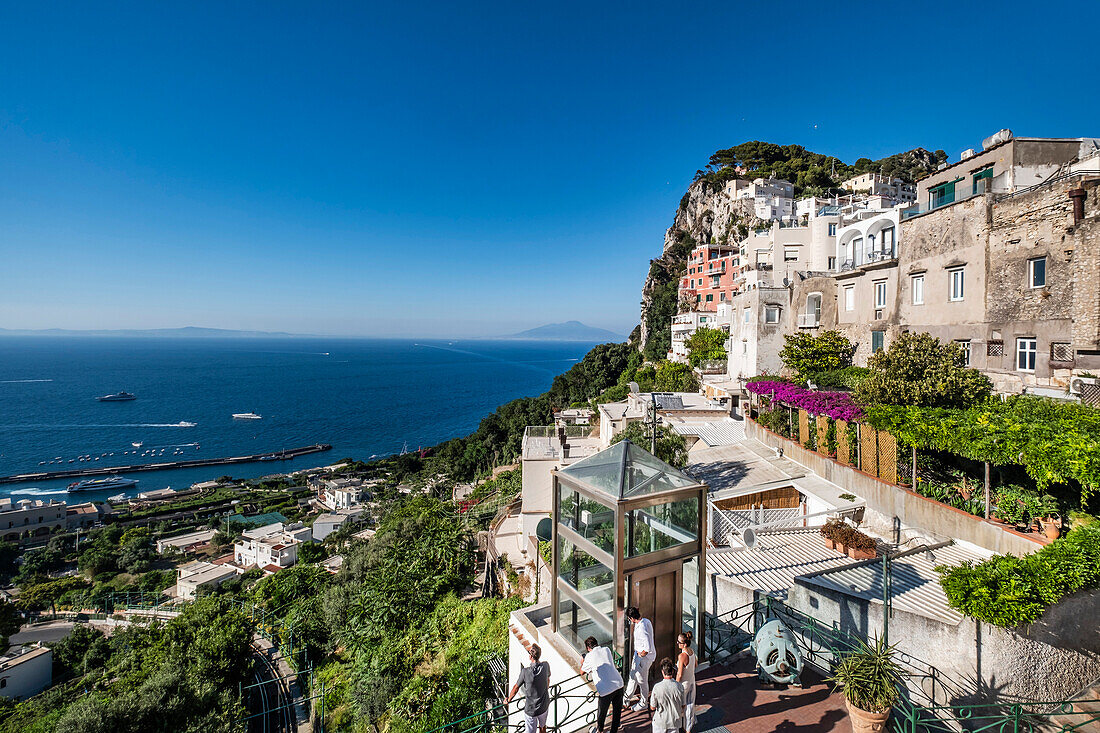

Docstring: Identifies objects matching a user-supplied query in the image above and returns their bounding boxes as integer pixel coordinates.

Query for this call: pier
[0,443,333,484]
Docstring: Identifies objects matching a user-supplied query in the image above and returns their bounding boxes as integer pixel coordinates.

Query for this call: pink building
[680,243,739,311]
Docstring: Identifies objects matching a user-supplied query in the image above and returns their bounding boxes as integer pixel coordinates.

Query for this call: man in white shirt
[623,606,655,712]
[650,658,685,733]
[581,636,625,733]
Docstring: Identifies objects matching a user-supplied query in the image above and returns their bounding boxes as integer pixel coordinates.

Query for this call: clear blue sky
[1,2,1095,337]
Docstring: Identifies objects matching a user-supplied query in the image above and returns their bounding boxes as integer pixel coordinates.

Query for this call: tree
[0,599,22,649]
[779,331,854,375]
[18,576,89,617]
[684,327,727,367]
[855,332,992,408]
[654,361,699,392]
[610,422,689,468]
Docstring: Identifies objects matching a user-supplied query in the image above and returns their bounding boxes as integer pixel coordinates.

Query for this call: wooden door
[629,562,682,685]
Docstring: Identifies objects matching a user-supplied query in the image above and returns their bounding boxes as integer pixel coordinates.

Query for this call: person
[623,606,655,712]
[506,643,551,733]
[649,658,685,733]
[581,636,625,733]
[676,631,697,732]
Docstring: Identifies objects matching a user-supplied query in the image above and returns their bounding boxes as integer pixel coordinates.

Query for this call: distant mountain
[507,321,626,342]
[0,326,304,338]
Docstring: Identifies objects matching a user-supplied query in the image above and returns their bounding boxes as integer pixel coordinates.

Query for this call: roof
[708,528,857,599]
[314,513,349,525]
[0,646,51,669]
[159,529,216,547]
[669,418,746,447]
[799,541,990,625]
[178,561,237,586]
[261,564,282,574]
[557,439,700,500]
[230,512,288,529]
[686,440,802,492]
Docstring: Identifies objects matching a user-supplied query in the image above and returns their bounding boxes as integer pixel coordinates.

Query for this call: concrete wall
[785,579,1100,704]
[0,649,52,700]
[745,419,1043,557]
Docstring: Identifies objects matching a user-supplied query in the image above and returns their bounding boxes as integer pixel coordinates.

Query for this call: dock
[0,444,333,485]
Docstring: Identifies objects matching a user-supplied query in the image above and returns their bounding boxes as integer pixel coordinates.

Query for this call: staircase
[1066,679,1100,732]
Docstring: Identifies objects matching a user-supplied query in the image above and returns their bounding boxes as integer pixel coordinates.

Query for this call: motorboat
[97,391,136,402]
[132,442,143,448]
[232,413,262,420]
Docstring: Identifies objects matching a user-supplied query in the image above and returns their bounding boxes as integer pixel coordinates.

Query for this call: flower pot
[824,538,836,551]
[1043,519,1061,541]
[836,542,848,555]
[846,700,891,733]
[847,546,876,560]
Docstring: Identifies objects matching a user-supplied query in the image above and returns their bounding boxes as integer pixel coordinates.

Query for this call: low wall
[786,580,1100,704]
[745,419,1042,557]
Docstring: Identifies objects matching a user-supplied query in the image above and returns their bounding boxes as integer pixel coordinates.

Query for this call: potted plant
[1038,495,1061,540]
[828,636,902,733]
[845,529,878,561]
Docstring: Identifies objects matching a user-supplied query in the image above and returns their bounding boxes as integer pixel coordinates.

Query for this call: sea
[0,337,596,502]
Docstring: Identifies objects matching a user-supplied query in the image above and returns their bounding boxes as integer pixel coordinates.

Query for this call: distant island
[0,326,303,339]
[506,321,625,341]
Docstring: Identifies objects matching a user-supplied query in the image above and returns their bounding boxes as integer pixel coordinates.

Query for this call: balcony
[797,313,820,328]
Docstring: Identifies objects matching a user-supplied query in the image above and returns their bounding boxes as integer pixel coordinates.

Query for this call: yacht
[132,442,143,448]
[97,391,136,402]
[68,476,139,492]
[232,412,262,420]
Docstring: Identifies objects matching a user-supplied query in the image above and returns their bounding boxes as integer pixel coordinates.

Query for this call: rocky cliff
[638,180,764,358]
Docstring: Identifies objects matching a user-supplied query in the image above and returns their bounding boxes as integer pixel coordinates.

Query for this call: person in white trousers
[676,631,697,732]
[623,606,655,712]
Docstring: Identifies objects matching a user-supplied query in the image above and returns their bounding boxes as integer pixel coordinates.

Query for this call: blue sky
[1,1,1095,338]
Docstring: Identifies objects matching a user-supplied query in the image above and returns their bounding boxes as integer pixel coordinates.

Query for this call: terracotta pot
[846,700,891,733]
[824,537,836,551]
[1043,520,1061,540]
[836,542,848,555]
[848,546,876,560]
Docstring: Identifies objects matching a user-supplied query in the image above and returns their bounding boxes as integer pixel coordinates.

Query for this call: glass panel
[558,536,615,609]
[558,482,616,553]
[628,496,698,558]
[682,556,699,638]
[558,440,698,500]
[557,596,612,653]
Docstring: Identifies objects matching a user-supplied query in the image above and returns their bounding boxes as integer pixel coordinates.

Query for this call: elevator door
[629,561,683,682]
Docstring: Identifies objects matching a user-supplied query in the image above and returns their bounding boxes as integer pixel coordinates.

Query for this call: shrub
[937,526,1100,627]
[685,326,727,367]
[779,331,854,375]
[855,332,992,408]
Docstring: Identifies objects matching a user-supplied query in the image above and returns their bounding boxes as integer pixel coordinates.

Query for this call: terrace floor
[614,656,850,733]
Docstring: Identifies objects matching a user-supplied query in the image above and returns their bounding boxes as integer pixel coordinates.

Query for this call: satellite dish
[536,517,553,542]
[628,382,640,394]
[743,527,758,549]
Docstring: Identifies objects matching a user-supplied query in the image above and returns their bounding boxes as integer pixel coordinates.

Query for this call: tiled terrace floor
[615,656,850,733]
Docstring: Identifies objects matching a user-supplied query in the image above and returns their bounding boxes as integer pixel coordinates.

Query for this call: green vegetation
[779,330,854,376]
[685,326,727,367]
[0,596,253,733]
[801,366,869,391]
[865,396,1100,505]
[695,141,947,196]
[643,229,697,361]
[590,357,699,406]
[827,636,902,714]
[610,422,689,468]
[855,332,992,409]
[938,527,1100,627]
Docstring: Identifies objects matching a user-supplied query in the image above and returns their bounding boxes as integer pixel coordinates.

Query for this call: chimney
[1068,188,1087,224]
[557,425,567,454]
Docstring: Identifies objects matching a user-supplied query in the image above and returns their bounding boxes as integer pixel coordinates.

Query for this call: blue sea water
[0,337,596,500]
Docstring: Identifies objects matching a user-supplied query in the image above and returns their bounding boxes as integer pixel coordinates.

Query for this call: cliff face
[638,180,765,358]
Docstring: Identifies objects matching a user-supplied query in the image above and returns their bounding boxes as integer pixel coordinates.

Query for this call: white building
[519,426,601,556]
[175,560,240,600]
[312,508,366,541]
[317,478,369,510]
[670,307,731,363]
[0,499,67,543]
[0,646,52,700]
[233,522,312,571]
[736,178,796,220]
[157,528,217,554]
[597,392,731,448]
[835,205,903,270]
[842,172,917,203]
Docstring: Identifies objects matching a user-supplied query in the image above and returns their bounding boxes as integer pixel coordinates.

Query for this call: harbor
[0,443,333,485]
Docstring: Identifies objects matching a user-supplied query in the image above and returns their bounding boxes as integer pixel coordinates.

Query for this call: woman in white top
[676,631,697,732]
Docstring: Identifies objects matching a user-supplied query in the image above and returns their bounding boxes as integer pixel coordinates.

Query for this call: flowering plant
[746,380,864,422]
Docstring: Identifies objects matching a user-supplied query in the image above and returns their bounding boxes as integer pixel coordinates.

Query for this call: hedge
[937,526,1100,627]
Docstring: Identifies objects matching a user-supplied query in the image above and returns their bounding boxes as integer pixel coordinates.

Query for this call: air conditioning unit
[1069,376,1099,394]
[960,148,976,160]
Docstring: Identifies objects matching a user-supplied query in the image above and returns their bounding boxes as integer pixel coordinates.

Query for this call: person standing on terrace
[649,658,685,733]
[676,631,697,731]
[624,606,656,712]
[507,643,551,733]
[581,635,625,733]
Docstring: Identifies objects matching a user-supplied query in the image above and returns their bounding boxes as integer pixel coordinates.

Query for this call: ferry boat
[68,476,139,492]
[97,391,136,402]
[232,412,262,420]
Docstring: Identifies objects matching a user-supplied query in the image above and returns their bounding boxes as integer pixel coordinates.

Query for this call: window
[828,223,837,236]
[987,340,1005,357]
[828,256,836,270]
[742,341,748,354]
[784,248,798,262]
[874,280,887,309]
[955,339,971,366]
[1016,337,1037,371]
[844,286,855,312]
[705,294,713,302]
[949,268,965,301]
[765,305,781,324]
[689,279,694,288]
[972,167,993,195]
[881,227,895,256]
[871,331,885,352]
[1050,342,1073,364]
[911,274,924,305]
[699,317,707,324]
[743,308,751,324]
[1028,257,1046,288]
[930,180,958,209]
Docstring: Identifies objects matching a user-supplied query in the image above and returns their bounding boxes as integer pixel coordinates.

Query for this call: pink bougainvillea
[746,380,865,422]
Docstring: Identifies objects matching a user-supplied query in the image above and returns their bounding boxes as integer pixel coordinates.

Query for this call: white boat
[176,421,197,427]
[132,442,143,448]
[232,412,262,420]
[108,493,127,502]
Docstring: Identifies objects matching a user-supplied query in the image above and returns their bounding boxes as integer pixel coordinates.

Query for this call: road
[10,620,76,645]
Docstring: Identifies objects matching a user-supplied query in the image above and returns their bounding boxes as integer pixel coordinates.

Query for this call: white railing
[797,313,820,328]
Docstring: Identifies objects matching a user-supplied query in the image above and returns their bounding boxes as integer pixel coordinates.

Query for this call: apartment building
[679,242,738,311]
[842,172,917,203]
[736,177,796,220]
[0,499,67,543]
[315,477,371,510]
[233,522,313,571]
[670,307,731,363]
[175,560,240,600]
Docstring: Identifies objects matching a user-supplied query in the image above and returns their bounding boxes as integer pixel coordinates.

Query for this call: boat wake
[10,488,67,496]
[0,422,198,429]
[0,379,54,383]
